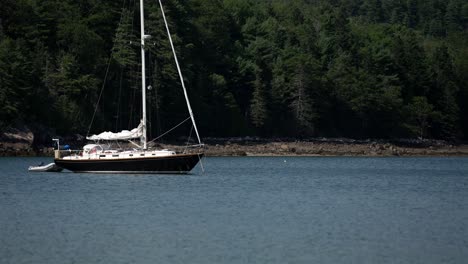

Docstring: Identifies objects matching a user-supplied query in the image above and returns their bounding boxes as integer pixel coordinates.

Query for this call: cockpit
[83,144,104,155]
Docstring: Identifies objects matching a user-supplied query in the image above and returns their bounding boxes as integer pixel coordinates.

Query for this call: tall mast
[140,0,147,149]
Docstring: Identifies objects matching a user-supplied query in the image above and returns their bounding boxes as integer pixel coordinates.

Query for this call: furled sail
[86,122,143,141]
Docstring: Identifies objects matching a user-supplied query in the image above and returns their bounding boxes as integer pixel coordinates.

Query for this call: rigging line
[87,55,113,137]
[118,0,128,25]
[156,0,202,145]
[87,0,128,137]
[116,66,123,131]
[198,153,205,174]
[184,125,194,153]
[148,116,191,144]
[148,49,152,139]
[114,0,133,131]
[126,0,138,129]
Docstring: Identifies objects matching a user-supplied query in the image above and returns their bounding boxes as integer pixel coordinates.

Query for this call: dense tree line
[1,0,467,141]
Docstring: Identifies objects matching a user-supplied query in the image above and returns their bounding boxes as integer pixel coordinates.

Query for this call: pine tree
[404,96,438,139]
[428,45,460,138]
[289,63,316,135]
[390,27,429,102]
[362,0,383,23]
[406,0,418,28]
[112,8,137,67]
[250,69,268,129]
[446,0,462,33]
[0,38,18,128]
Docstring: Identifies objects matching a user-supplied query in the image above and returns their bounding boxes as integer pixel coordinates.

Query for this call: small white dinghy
[28,162,63,172]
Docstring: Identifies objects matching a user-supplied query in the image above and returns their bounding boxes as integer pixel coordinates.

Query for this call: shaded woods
[1,0,468,142]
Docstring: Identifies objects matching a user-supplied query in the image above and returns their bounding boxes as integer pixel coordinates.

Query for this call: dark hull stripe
[55,153,203,174]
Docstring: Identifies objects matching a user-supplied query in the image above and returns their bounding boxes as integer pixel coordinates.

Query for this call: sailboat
[54,0,204,174]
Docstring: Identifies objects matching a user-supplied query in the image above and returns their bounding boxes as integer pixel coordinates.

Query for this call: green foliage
[427,44,460,138]
[112,8,137,67]
[361,0,383,23]
[404,96,439,139]
[250,69,268,129]
[1,0,467,140]
[0,38,19,127]
[0,37,36,128]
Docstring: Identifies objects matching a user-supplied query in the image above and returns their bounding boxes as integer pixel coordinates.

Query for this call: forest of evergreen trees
[1,0,467,141]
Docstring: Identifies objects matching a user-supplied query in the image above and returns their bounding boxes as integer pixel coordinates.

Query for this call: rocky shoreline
[201,140,468,157]
[2,136,468,157]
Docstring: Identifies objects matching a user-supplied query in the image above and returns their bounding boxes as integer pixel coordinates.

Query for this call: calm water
[1,157,468,264]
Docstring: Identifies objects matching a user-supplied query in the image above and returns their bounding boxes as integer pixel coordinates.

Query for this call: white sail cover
[86,122,143,141]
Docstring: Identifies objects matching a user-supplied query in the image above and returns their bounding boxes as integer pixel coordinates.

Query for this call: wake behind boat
[53,0,204,174]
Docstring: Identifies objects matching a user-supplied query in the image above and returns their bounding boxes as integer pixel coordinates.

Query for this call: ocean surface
[1,156,467,264]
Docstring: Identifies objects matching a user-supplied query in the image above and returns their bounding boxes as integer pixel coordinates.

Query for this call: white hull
[28,163,63,172]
